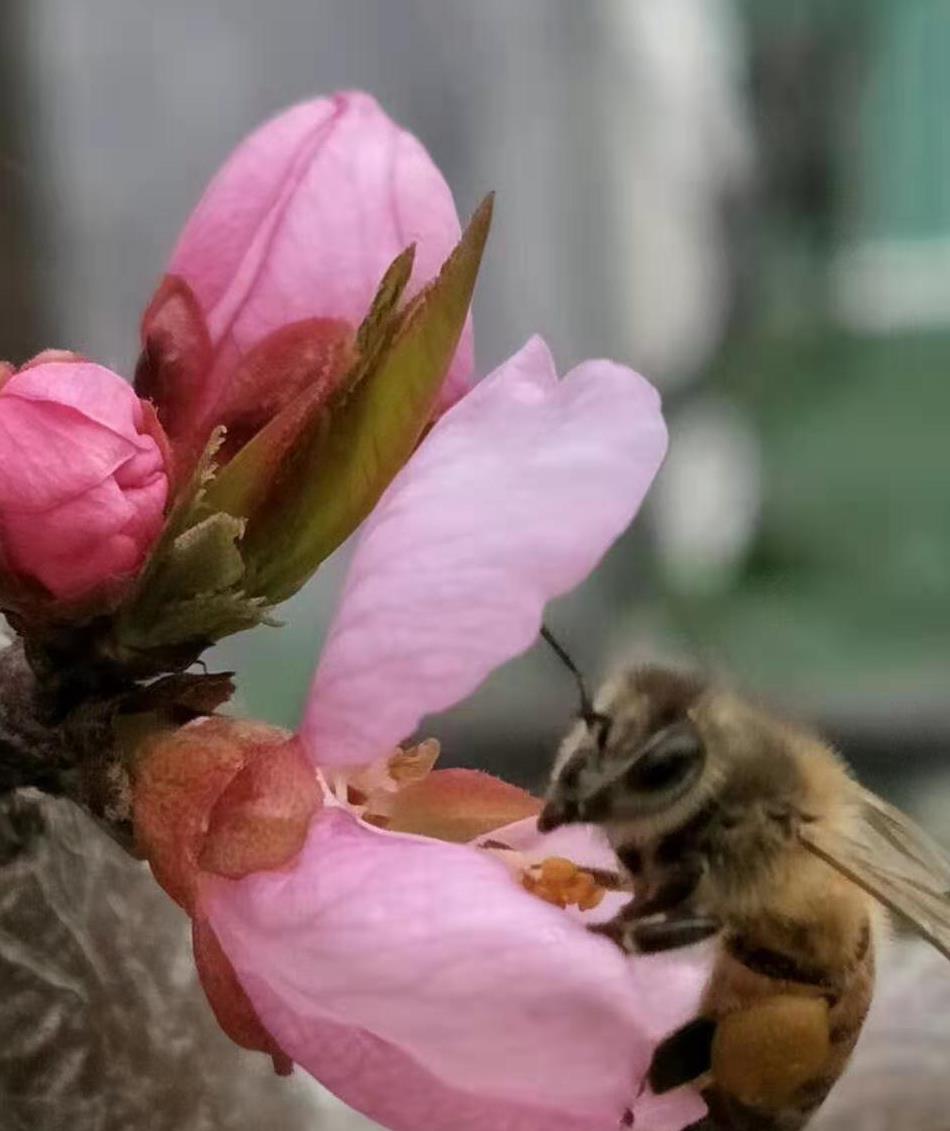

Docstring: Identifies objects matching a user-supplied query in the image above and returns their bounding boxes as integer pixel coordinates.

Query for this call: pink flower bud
[138,91,472,476]
[0,359,170,606]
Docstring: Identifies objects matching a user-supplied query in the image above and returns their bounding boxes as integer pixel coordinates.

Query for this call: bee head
[539,667,708,832]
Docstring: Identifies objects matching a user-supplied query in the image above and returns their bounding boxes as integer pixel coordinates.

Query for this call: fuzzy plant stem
[0,640,80,796]
[0,640,131,849]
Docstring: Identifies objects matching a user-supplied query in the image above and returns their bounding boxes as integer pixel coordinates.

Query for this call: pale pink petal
[484,817,635,927]
[486,816,715,1130]
[633,1087,711,1131]
[203,807,706,1129]
[487,814,619,866]
[247,1009,634,1131]
[485,815,716,1033]
[169,92,472,420]
[303,336,668,767]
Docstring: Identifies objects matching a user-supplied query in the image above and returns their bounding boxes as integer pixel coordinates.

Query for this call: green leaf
[243,195,493,603]
[167,427,225,529]
[154,513,247,600]
[112,511,267,654]
[118,590,266,650]
[128,426,226,588]
[111,430,269,654]
[120,427,245,619]
[355,243,416,362]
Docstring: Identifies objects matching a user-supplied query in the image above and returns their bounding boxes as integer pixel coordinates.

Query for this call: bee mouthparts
[537,800,576,832]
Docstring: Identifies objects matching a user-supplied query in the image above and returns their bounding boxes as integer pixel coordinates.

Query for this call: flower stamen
[328,738,442,826]
[521,855,606,911]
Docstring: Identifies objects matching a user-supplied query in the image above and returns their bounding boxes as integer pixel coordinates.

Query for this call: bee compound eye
[625,721,705,794]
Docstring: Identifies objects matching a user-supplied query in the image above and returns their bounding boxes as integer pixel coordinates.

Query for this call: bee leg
[588,901,720,953]
[629,913,721,954]
[649,1017,716,1093]
[587,912,631,948]
[630,858,705,917]
[586,890,649,948]
[588,857,707,952]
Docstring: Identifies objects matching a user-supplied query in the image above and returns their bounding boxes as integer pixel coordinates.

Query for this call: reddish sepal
[135,274,214,473]
[193,912,293,1074]
[200,735,323,879]
[216,317,355,461]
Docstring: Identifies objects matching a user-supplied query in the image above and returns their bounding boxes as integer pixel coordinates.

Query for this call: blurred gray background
[0,1,948,1128]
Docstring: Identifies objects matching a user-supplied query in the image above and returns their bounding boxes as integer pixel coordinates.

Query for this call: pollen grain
[522,856,606,911]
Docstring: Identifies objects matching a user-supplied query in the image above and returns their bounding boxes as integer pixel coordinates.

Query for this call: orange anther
[577,879,606,912]
[539,856,577,883]
[522,857,608,912]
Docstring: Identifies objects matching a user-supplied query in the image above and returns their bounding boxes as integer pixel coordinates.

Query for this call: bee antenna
[539,625,598,722]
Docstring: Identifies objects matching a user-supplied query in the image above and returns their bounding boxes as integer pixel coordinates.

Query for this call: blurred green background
[1,0,947,825]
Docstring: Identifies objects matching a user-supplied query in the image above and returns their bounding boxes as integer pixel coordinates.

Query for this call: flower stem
[0,640,131,846]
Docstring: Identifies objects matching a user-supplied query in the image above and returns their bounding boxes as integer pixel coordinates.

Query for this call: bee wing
[799,786,950,962]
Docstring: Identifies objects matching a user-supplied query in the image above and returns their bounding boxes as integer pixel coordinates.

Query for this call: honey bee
[537,635,950,1131]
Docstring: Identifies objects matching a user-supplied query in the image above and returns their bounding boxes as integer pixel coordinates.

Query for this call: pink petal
[488,814,619,865]
[0,363,156,510]
[633,1088,712,1131]
[303,336,668,767]
[169,92,472,424]
[0,362,168,600]
[254,1011,706,1131]
[485,817,715,1131]
[0,399,135,511]
[169,100,338,325]
[491,816,716,1038]
[1,476,164,599]
[5,360,150,435]
[483,816,633,926]
[202,807,706,1130]
[192,913,293,1072]
[249,1009,614,1131]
